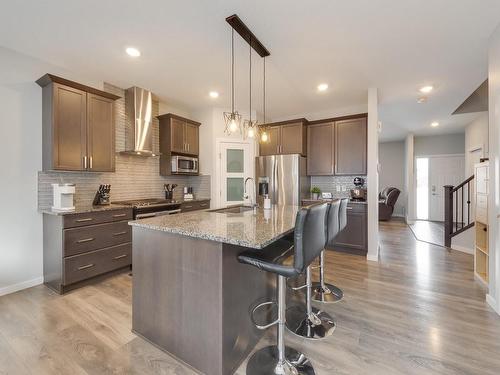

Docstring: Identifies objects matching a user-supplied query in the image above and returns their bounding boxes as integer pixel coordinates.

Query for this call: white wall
[465,112,489,174]
[367,88,379,261]
[378,141,406,217]
[487,24,500,315]
[414,133,465,156]
[405,134,416,224]
[0,47,103,296]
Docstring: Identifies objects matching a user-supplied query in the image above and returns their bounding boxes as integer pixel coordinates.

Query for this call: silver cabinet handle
[200,203,208,207]
[89,156,93,169]
[76,237,95,243]
[76,218,93,223]
[113,254,128,260]
[83,156,88,169]
[77,263,95,271]
[184,205,193,209]
[112,213,126,218]
[346,207,353,210]
[112,231,127,236]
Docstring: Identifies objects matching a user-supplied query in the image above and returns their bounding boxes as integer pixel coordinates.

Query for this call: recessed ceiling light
[431,121,439,127]
[125,47,141,57]
[417,97,428,104]
[317,83,329,92]
[420,85,434,94]
[209,91,219,98]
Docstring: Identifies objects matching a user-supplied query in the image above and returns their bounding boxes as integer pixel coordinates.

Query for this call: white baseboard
[486,294,499,315]
[451,245,474,254]
[392,213,405,218]
[367,245,380,262]
[0,277,44,297]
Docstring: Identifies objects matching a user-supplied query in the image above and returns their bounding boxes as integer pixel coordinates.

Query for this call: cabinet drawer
[64,208,132,228]
[347,203,367,213]
[63,243,131,285]
[181,200,210,212]
[64,221,131,257]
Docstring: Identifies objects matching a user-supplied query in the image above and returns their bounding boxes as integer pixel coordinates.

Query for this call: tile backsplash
[310,175,367,199]
[38,83,210,210]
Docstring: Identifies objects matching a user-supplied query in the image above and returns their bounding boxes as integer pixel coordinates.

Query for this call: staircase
[444,175,475,247]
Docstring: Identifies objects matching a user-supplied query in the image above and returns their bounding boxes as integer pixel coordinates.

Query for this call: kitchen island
[129,205,300,375]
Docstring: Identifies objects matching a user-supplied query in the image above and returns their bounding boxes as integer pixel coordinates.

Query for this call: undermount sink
[209,205,255,214]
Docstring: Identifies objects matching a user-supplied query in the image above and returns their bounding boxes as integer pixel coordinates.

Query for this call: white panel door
[428,155,465,222]
[219,142,253,207]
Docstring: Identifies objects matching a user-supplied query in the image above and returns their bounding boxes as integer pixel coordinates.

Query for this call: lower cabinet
[43,207,133,294]
[332,203,367,254]
[180,199,210,213]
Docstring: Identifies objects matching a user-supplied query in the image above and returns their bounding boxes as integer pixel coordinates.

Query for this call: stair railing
[444,175,475,247]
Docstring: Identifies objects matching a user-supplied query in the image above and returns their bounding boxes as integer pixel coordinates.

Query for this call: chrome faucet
[244,177,257,209]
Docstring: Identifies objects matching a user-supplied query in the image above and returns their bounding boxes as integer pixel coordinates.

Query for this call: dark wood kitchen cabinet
[306,114,367,176]
[331,203,367,255]
[259,119,307,156]
[158,113,200,156]
[334,117,367,175]
[158,113,201,175]
[37,74,120,172]
[307,122,334,175]
[43,207,133,294]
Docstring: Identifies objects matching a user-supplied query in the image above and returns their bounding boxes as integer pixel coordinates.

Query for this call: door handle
[77,263,95,271]
[76,237,95,244]
[89,156,93,169]
[83,156,88,169]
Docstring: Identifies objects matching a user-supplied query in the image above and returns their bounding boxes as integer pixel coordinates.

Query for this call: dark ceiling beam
[225,14,270,57]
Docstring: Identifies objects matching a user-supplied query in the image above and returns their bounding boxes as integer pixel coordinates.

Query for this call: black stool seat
[237,239,296,278]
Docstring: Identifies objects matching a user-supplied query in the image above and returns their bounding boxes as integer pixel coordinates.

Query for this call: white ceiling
[1,0,499,141]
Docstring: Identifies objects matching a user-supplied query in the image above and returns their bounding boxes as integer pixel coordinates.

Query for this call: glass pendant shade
[224,111,242,135]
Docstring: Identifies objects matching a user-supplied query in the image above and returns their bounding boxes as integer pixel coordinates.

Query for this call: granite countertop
[129,205,300,249]
[40,203,130,216]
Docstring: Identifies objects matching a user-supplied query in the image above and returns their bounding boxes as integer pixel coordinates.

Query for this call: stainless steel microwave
[171,155,198,174]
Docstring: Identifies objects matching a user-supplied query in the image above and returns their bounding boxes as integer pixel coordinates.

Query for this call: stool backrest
[339,198,349,231]
[326,200,341,245]
[293,203,328,274]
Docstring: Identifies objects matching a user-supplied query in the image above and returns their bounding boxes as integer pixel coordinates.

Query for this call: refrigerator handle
[273,158,278,204]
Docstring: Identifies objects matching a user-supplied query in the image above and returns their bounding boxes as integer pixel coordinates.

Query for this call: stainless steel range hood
[121,86,157,157]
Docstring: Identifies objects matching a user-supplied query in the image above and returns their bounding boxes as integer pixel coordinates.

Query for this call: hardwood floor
[409,220,446,247]
[1,220,500,374]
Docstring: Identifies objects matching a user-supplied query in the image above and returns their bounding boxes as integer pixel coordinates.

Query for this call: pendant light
[260,56,270,143]
[223,28,242,135]
[244,37,258,139]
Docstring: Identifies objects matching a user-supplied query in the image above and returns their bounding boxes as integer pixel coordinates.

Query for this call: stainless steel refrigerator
[255,154,310,206]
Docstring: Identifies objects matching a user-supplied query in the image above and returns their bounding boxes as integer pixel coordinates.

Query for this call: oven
[171,155,198,174]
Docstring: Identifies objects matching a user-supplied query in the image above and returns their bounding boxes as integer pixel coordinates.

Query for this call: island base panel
[132,227,273,375]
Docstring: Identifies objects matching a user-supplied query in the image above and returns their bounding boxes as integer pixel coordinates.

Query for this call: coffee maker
[350,177,366,201]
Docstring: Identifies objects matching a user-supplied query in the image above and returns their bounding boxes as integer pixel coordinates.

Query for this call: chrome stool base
[311,282,344,303]
[285,306,336,340]
[246,345,315,375]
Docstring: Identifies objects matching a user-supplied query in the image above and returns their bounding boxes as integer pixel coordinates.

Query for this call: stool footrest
[251,301,279,330]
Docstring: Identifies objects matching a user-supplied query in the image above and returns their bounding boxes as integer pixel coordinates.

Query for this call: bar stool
[285,206,336,340]
[311,199,347,303]
[237,204,328,375]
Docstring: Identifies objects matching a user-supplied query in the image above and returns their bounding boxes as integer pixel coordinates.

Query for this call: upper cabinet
[259,119,307,156]
[307,122,334,175]
[158,113,201,175]
[37,74,120,172]
[334,117,367,175]
[306,114,367,176]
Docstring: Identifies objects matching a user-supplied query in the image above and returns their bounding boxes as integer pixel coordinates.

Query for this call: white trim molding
[0,277,43,297]
[451,244,474,255]
[486,294,499,315]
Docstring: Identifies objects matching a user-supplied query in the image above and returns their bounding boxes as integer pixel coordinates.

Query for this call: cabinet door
[332,211,367,251]
[185,123,199,155]
[52,84,87,170]
[476,165,488,195]
[334,117,367,175]
[170,118,186,153]
[259,126,280,156]
[87,94,115,172]
[307,122,334,175]
[280,123,305,155]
